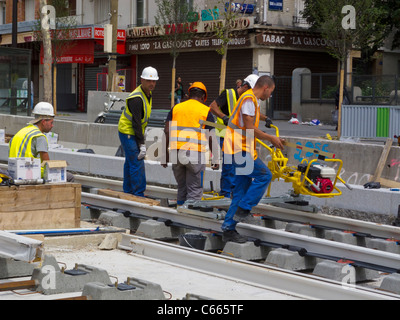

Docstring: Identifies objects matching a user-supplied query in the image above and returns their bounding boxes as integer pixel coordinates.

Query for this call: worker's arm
[209,100,227,119]
[39,151,50,162]
[243,114,284,150]
[128,97,145,146]
[161,109,173,168]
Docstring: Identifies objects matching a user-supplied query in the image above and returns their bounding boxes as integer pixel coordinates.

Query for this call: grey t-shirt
[31,126,48,157]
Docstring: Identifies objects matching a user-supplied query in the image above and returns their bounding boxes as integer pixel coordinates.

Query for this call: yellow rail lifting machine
[200,120,352,200]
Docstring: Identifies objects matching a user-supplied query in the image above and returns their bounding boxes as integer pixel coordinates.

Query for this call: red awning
[40,40,94,64]
[94,39,126,55]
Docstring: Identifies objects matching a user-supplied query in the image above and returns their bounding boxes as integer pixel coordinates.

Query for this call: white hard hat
[243,74,260,89]
[141,66,159,81]
[30,102,55,124]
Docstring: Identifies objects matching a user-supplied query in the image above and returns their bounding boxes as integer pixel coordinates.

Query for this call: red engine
[310,177,334,194]
[298,164,336,194]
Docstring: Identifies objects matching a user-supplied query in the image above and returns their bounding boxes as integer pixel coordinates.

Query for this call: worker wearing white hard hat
[208,74,273,199]
[118,66,159,197]
[221,75,284,243]
[9,102,74,182]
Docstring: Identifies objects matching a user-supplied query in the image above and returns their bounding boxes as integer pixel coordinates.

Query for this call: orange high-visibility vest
[223,89,260,160]
[170,99,210,153]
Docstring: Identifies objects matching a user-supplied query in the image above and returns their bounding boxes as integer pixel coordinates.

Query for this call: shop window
[47,0,76,16]
[97,0,110,24]
[0,1,5,25]
[137,0,144,26]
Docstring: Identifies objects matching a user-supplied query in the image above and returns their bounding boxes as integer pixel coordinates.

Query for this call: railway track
[0,172,399,299]
[77,174,400,299]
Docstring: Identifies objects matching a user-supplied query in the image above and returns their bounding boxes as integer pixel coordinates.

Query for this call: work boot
[222,230,248,243]
[233,207,252,223]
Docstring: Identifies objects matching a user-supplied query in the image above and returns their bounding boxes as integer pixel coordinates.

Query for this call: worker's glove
[137,144,146,160]
[265,118,273,128]
[222,116,230,126]
[363,182,381,189]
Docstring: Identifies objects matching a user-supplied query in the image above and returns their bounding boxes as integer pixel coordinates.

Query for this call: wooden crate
[0,183,81,230]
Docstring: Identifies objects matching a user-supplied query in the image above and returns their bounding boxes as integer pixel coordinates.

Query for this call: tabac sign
[255,30,337,49]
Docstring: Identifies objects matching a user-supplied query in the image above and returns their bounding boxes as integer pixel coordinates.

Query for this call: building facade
[0,0,398,118]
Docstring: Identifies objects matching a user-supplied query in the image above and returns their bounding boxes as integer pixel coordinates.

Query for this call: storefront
[39,25,128,112]
[126,19,339,117]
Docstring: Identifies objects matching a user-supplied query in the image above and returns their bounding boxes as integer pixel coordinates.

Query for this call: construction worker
[9,102,74,181]
[221,75,284,243]
[209,74,273,198]
[118,66,158,197]
[162,82,220,205]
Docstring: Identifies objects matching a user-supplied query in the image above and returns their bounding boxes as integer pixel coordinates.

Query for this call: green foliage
[155,0,195,59]
[302,0,399,63]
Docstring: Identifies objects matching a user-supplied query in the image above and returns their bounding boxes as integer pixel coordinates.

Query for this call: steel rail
[81,192,400,274]
[75,174,400,241]
[123,235,400,300]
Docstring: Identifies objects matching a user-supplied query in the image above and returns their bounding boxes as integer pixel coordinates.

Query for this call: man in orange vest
[209,74,273,198]
[221,75,284,243]
[162,82,220,205]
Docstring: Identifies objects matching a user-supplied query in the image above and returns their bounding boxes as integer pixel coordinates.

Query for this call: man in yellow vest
[9,102,74,182]
[162,82,220,205]
[221,75,284,243]
[118,66,158,197]
[209,74,273,198]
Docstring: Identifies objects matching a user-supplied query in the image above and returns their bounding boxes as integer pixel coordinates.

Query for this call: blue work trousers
[219,138,235,198]
[119,132,146,197]
[221,152,272,232]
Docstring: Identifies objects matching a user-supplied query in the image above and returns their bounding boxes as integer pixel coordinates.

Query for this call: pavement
[56,111,340,140]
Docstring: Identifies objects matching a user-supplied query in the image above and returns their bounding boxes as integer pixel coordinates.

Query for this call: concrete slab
[32,263,112,295]
[380,273,400,295]
[365,238,400,254]
[324,230,366,247]
[313,260,380,283]
[221,242,269,261]
[82,277,166,300]
[264,248,317,271]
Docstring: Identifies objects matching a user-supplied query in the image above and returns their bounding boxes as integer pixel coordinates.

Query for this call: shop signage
[127,17,254,39]
[35,26,126,41]
[127,34,250,54]
[225,2,255,14]
[269,0,283,11]
[256,31,337,49]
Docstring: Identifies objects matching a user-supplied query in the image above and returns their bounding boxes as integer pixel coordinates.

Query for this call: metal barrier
[341,105,400,140]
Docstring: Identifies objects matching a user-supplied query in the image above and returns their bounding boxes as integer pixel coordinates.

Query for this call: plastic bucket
[179,233,207,250]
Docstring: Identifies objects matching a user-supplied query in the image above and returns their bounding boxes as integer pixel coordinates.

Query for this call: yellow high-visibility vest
[9,124,48,176]
[118,85,152,136]
[216,89,237,138]
[170,99,210,153]
[223,89,260,160]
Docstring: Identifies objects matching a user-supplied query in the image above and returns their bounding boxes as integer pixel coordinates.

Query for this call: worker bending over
[9,102,74,182]
[162,82,220,205]
[221,75,284,243]
[209,74,273,198]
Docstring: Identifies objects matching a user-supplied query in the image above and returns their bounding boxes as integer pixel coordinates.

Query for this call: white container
[43,160,67,183]
[8,157,41,180]
[313,165,336,179]
[0,129,5,144]
[45,132,59,145]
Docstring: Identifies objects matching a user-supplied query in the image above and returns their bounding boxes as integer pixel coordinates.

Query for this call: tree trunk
[107,0,118,92]
[53,64,57,114]
[337,66,344,138]
[219,50,227,94]
[40,0,53,104]
[171,65,176,109]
